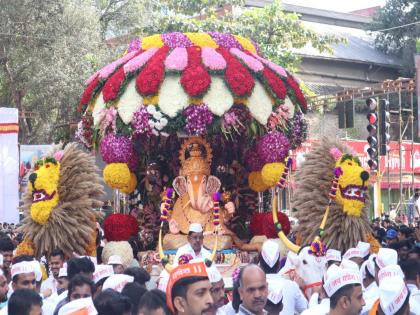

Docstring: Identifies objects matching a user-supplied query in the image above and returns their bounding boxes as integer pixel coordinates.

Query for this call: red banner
[292,139,420,174]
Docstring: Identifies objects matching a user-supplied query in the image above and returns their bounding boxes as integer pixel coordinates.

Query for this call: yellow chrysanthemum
[248,171,269,193]
[141,34,164,50]
[185,33,219,48]
[261,162,286,187]
[233,35,257,53]
[103,163,131,190]
[120,173,138,194]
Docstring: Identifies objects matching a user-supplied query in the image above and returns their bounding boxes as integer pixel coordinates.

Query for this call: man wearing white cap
[92,265,114,298]
[373,248,398,285]
[343,248,364,267]
[360,255,379,314]
[265,278,284,315]
[259,240,307,315]
[326,249,342,267]
[107,255,124,274]
[102,274,134,293]
[206,264,225,315]
[362,276,411,315]
[0,260,55,315]
[323,265,365,315]
[357,242,371,261]
[174,223,211,265]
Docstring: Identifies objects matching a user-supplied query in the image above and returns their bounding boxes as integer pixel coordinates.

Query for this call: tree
[369,0,420,73]
[137,0,341,70]
[0,0,111,143]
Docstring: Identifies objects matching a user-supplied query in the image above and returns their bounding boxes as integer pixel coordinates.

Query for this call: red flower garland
[286,76,308,112]
[218,48,255,97]
[262,67,287,100]
[181,47,211,97]
[78,76,100,113]
[103,213,139,242]
[249,212,291,238]
[136,46,169,96]
[102,67,126,102]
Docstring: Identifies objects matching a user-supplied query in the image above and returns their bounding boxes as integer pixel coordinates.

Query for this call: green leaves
[138,0,341,72]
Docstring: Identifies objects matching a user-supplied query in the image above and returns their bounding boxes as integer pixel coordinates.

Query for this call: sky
[283,0,387,13]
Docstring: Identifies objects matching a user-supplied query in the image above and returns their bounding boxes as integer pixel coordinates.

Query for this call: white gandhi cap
[379,277,408,315]
[323,265,361,298]
[189,223,203,233]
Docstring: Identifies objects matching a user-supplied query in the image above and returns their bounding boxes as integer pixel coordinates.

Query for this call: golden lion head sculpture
[19,143,104,258]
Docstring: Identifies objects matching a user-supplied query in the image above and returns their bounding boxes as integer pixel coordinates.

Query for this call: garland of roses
[180,47,211,97]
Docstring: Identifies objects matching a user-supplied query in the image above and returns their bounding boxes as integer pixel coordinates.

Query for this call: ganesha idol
[162,137,235,250]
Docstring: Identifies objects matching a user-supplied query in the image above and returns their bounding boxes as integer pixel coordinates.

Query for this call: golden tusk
[272,194,300,253]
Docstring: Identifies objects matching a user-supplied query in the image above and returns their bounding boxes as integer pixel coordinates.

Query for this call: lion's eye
[348,162,352,166]
[46,164,50,168]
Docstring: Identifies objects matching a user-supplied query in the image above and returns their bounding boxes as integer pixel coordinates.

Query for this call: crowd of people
[0,219,417,315]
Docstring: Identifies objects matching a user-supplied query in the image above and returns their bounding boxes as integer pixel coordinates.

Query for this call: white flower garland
[248,81,273,125]
[117,80,143,124]
[158,75,189,118]
[203,76,234,116]
[92,92,106,126]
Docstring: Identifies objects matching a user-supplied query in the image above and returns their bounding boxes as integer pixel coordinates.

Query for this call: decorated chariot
[18,32,378,284]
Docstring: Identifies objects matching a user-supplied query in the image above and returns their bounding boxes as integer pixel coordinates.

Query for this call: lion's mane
[21,143,104,258]
[292,138,371,252]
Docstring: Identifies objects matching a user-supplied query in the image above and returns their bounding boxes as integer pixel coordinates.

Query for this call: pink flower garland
[230,48,264,72]
[164,47,188,71]
[201,47,226,70]
[124,48,158,74]
[99,50,138,79]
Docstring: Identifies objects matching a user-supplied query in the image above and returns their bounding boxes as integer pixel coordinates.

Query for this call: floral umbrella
[76,32,308,193]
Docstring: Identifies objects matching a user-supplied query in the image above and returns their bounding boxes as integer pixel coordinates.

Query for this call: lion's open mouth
[32,190,56,203]
[339,185,367,202]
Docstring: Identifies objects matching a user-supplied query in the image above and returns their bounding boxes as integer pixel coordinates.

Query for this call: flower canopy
[78,32,307,145]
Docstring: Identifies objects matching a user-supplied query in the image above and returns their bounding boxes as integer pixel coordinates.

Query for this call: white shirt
[408,284,420,315]
[266,274,308,315]
[301,298,330,315]
[361,282,379,314]
[41,275,58,294]
[174,243,211,265]
[220,301,236,315]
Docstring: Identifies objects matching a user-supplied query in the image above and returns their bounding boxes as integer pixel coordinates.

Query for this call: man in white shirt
[174,223,211,265]
[41,249,65,296]
[259,240,308,315]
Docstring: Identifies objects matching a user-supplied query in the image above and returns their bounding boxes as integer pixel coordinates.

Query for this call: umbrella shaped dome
[77,32,307,142]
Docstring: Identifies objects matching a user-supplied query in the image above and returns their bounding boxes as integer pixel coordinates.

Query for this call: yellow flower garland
[103,163,131,190]
[141,34,164,50]
[233,35,257,53]
[248,171,269,192]
[185,33,219,48]
[120,173,138,194]
[261,162,286,187]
